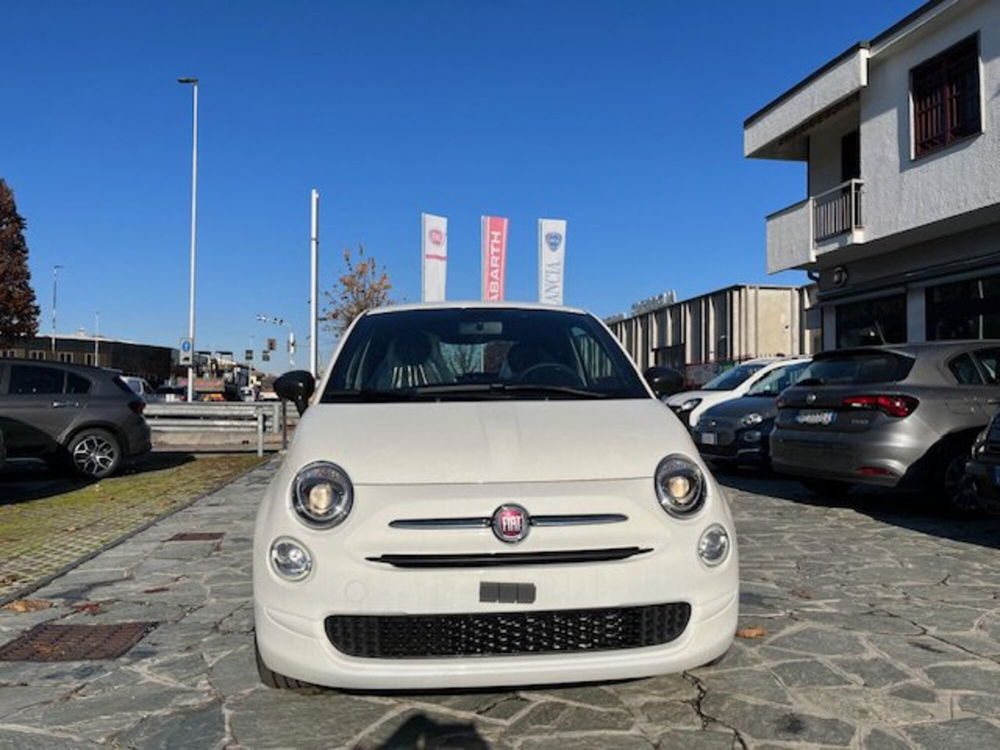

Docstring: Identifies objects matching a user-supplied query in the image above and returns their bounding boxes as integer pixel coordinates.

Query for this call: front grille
[366,547,652,568]
[325,603,691,659]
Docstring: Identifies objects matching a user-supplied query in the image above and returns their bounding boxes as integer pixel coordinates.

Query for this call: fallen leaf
[71,602,104,615]
[736,626,768,639]
[64,526,79,533]
[2,599,53,613]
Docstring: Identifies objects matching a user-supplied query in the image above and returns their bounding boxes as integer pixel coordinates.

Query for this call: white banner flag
[538,218,567,305]
[421,213,448,302]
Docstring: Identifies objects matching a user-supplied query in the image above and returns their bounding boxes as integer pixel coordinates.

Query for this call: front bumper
[253,476,738,689]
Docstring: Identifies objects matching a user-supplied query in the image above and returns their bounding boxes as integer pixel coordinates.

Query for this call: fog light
[698,524,730,566]
[741,430,762,444]
[270,537,313,580]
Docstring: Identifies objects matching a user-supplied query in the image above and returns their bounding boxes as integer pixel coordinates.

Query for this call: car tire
[937,445,979,516]
[65,428,122,479]
[255,638,315,690]
[799,478,852,497]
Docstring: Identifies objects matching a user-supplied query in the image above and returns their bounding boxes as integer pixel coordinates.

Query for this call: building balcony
[766,180,864,272]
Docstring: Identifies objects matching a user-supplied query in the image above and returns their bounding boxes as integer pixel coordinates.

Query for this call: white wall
[861,0,1000,241]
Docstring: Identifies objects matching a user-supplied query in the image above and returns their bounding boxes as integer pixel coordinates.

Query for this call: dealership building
[606,284,818,384]
[745,0,1000,349]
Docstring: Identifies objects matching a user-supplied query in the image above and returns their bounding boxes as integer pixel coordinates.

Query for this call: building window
[58,352,73,363]
[926,273,1000,340]
[29,350,46,360]
[85,353,95,365]
[835,294,907,348]
[911,35,980,159]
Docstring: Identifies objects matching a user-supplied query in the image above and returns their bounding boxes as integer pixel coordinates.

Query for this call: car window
[948,353,984,385]
[701,363,766,391]
[747,362,810,396]
[322,308,649,402]
[972,347,1000,384]
[803,352,914,384]
[9,364,64,395]
[66,373,92,394]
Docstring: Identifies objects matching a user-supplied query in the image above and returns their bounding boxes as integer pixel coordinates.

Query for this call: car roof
[814,340,1000,360]
[0,358,118,378]
[364,301,589,316]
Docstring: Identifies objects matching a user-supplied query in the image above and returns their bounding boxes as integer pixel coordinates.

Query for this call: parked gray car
[771,341,1000,511]
[0,359,151,479]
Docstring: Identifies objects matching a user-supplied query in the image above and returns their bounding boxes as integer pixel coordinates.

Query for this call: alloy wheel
[72,434,119,477]
[943,452,976,512]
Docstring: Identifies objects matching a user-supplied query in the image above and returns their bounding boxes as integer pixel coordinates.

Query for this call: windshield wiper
[409,383,607,399]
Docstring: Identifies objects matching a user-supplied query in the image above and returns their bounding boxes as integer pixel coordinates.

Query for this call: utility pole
[51,264,64,353]
[310,189,320,377]
[94,311,100,366]
[178,77,199,403]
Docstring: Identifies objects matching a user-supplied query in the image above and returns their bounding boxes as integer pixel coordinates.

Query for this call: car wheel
[66,429,122,479]
[255,638,315,690]
[799,478,852,497]
[938,447,979,515]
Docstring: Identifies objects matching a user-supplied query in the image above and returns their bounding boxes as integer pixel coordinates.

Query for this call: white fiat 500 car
[255,303,738,690]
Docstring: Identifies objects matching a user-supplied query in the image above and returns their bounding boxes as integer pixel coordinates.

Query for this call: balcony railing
[813,179,863,242]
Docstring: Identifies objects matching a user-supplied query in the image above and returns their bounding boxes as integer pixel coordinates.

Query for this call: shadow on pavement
[0,452,196,506]
[375,714,490,749]
[716,468,1000,551]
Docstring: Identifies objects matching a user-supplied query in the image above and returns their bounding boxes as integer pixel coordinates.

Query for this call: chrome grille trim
[389,513,627,530]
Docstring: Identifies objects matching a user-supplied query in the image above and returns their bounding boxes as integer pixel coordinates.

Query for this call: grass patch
[0,453,266,601]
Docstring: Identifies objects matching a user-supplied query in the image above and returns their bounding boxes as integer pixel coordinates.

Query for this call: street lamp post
[52,264,64,353]
[178,77,199,403]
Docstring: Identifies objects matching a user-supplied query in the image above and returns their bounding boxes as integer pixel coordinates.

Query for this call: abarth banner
[481,215,509,301]
[421,213,448,302]
[538,218,566,305]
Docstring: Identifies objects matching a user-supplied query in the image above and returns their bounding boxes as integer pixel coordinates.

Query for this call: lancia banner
[421,213,448,302]
[481,215,509,301]
[538,218,566,305]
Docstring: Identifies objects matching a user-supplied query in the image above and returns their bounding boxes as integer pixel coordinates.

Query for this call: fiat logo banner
[492,504,530,543]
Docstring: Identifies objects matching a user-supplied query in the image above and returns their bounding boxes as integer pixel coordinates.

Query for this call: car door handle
[51,401,80,408]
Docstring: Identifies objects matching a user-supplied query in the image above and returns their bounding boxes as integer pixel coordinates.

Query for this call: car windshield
[701,363,766,391]
[321,308,649,402]
[801,351,914,385]
[746,362,810,396]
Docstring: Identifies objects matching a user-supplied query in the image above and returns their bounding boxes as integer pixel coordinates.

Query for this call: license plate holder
[700,432,717,445]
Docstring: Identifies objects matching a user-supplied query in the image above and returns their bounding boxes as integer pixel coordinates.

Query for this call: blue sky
[4,0,918,372]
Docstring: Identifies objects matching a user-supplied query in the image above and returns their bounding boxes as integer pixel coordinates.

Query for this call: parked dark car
[967,402,1000,513]
[693,358,811,469]
[0,359,151,479]
[770,341,1000,511]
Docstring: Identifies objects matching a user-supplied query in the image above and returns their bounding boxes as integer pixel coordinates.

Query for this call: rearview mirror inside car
[644,366,684,398]
[274,370,316,415]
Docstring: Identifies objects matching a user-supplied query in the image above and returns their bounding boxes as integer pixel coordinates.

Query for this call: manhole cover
[166,532,224,542]
[0,622,157,661]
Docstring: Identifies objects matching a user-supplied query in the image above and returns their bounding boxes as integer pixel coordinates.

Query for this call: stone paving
[0,460,999,748]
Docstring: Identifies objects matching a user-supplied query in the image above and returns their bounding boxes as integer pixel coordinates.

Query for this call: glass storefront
[835,294,907,348]
[926,273,1000,340]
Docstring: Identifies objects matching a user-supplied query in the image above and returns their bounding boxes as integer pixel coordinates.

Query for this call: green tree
[322,244,392,332]
[0,179,40,344]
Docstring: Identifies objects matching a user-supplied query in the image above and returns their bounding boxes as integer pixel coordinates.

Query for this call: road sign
[267,337,277,352]
[245,349,254,361]
[179,337,194,366]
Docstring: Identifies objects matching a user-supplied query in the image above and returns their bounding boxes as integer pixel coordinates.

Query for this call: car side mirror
[644,366,684,398]
[274,370,316,415]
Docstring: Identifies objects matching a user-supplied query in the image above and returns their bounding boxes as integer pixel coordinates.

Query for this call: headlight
[291,461,353,528]
[679,398,702,412]
[270,537,313,580]
[739,412,764,427]
[654,455,706,517]
[698,524,730,566]
[741,430,762,444]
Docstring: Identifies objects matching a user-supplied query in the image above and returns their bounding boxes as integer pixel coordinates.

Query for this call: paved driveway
[1,461,999,749]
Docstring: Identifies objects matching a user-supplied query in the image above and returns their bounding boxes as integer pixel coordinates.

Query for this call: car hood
[287,399,695,485]
[699,395,778,421]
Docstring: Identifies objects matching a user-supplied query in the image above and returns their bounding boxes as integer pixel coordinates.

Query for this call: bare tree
[321,244,392,332]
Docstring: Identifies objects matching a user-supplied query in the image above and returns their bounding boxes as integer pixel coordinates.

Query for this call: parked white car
[254,302,738,690]
[665,357,806,428]
[120,376,155,401]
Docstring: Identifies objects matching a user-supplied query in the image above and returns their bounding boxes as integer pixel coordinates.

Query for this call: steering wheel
[518,362,582,387]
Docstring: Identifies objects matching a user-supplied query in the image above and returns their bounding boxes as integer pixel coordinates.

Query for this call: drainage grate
[166,532,224,542]
[0,622,157,661]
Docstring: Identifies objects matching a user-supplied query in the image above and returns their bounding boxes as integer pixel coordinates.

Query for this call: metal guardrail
[144,402,298,456]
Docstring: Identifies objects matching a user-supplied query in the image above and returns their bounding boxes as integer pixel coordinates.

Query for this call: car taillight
[129,400,145,415]
[842,394,918,418]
